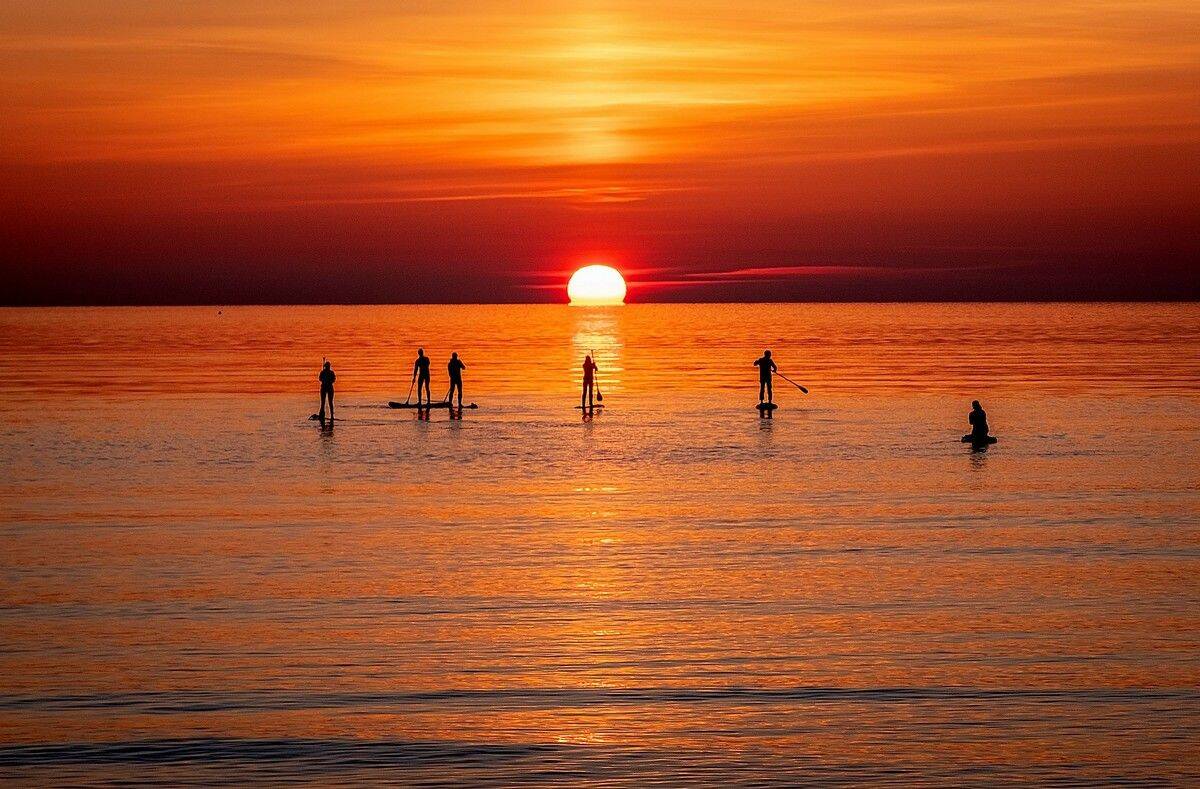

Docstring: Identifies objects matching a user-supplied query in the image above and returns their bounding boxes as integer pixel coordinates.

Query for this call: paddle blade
[591,349,603,401]
[799,386,809,394]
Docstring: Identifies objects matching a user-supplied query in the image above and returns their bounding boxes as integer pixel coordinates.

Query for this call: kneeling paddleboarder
[963,400,997,445]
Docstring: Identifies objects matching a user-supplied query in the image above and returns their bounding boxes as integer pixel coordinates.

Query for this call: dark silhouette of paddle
[404,374,416,405]
[774,371,809,394]
[591,349,604,402]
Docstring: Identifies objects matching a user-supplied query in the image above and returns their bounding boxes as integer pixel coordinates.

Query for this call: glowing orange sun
[567,265,627,305]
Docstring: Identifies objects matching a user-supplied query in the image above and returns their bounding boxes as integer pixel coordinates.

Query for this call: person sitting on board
[447,352,467,408]
[581,354,598,409]
[412,348,432,406]
[968,400,991,441]
[318,360,335,420]
[753,350,778,404]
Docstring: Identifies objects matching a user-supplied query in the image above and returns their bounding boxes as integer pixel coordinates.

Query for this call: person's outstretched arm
[771,360,778,372]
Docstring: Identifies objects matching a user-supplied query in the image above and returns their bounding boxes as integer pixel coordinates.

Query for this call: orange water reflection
[0,305,1197,782]
[1,303,1198,400]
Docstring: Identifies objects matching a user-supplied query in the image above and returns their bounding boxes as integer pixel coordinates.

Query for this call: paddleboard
[961,434,997,445]
[756,402,778,411]
[389,401,478,409]
[574,404,605,409]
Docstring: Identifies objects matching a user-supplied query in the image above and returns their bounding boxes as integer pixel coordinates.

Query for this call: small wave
[2,686,1193,714]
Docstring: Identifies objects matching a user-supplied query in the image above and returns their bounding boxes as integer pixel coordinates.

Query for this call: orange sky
[2,0,1197,302]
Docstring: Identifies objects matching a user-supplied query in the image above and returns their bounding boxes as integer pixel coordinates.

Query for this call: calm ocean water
[1,304,1198,785]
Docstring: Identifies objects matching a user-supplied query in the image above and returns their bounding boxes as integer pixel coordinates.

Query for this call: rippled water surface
[1,304,1198,785]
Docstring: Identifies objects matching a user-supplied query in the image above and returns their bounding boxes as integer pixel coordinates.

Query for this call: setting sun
[567,265,627,305]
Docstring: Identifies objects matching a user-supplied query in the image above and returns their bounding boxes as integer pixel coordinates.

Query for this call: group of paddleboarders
[407,348,468,408]
[315,351,998,445]
[315,349,467,421]
[407,348,469,408]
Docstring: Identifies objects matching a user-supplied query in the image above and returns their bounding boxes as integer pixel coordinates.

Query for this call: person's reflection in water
[581,407,594,423]
[759,406,773,421]
[316,411,335,480]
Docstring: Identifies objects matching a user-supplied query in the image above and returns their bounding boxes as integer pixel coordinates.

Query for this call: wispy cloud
[255,183,695,209]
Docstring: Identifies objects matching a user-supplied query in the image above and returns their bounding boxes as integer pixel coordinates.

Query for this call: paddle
[404,373,416,405]
[591,349,604,402]
[774,370,809,394]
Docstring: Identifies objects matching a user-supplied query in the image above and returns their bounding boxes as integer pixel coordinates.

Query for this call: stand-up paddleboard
[961,434,998,445]
[756,402,778,412]
[574,404,605,409]
[389,401,477,409]
[309,413,327,420]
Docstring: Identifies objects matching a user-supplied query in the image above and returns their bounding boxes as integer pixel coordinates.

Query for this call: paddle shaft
[591,349,604,401]
[773,370,809,394]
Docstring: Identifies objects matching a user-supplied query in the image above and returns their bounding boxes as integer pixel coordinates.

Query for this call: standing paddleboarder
[447,352,467,408]
[412,348,432,406]
[754,350,778,404]
[318,359,336,420]
[581,354,598,409]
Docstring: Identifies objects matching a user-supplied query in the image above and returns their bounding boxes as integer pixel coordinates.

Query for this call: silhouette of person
[753,350,777,403]
[412,348,432,406]
[318,360,335,420]
[581,354,598,409]
[968,400,990,440]
[447,352,466,407]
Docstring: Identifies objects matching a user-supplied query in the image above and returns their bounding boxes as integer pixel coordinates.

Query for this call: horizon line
[3,299,1199,309]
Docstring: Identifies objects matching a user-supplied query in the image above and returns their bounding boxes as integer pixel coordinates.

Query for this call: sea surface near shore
[1,303,1198,784]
